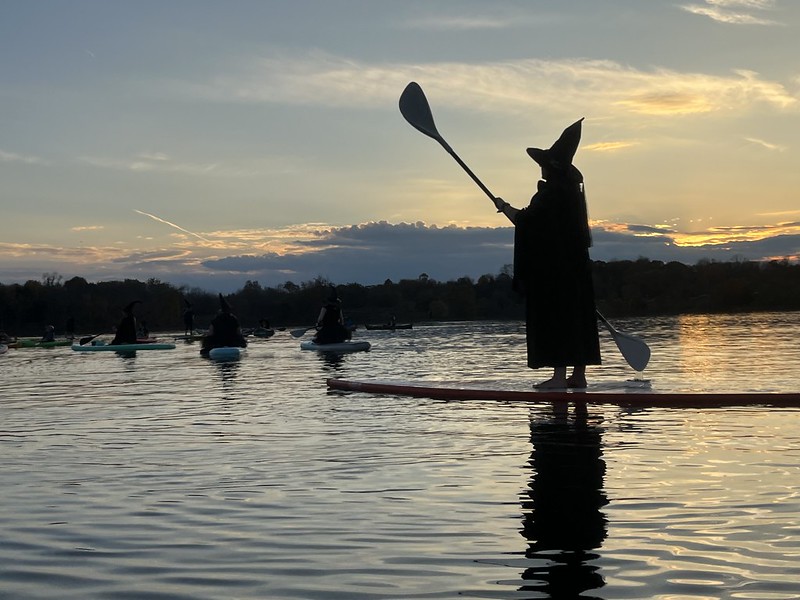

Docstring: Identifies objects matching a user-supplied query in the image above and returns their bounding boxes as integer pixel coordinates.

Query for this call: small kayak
[72,342,176,352]
[207,346,245,361]
[300,340,371,353]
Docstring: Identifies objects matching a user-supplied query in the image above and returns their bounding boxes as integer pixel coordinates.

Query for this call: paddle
[399,81,652,372]
[79,333,102,345]
[290,326,316,338]
[596,312,651,372]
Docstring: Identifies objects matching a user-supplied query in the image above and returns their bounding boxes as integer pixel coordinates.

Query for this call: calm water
[2,313,800,600]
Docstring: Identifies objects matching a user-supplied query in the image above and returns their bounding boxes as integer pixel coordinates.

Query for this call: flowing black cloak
[513,179,601,368]
[111,314,138,345]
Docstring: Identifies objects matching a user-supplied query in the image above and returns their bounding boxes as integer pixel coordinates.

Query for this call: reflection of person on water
[41,325,56,342]
[183,301,195,335]
[111,301,141,345]
[519,404,608,597]
[201,294,247,354]
[313,287,352,345]
[494,119,601,389]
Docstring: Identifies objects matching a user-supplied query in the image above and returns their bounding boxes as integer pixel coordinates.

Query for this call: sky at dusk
[2,0,799,292]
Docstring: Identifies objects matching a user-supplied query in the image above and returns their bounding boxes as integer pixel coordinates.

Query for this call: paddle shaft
[434,138,496,202]
[79,333,102,345]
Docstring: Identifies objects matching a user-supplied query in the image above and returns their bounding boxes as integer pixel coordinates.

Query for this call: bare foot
[566,375,587,388]
[534,377,568,390]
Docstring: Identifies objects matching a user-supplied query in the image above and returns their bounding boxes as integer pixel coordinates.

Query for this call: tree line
[1,258,799,337]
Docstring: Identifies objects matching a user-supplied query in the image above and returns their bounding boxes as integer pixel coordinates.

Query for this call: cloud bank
[1,220,799,292]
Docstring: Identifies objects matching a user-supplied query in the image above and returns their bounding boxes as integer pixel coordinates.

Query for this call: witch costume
[111,301,141,345]
[512,119,601,370]
[313,288,352,345]
[201,294,247,354]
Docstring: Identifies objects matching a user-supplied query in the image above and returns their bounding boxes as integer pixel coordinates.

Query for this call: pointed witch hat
[122,300,142,315]
[218,293,232,313]
[527,118,584,171]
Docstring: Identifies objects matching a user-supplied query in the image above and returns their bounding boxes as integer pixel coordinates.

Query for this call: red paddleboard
[326,378,800,407]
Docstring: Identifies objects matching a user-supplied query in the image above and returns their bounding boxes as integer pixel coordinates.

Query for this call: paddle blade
[290,327,313,338]
[399,82,441,140]
[596,311,651,372]
[608,329,651,372]
[79,333,100,345]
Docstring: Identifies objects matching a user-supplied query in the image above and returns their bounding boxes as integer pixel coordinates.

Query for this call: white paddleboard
[208,346,245,360]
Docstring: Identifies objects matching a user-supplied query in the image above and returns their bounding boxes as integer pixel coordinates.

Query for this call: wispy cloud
[71,225,105,232]
[81,155,222,176]
[744,136,786,151]
[680,0,779,25]
[0,149,48,165]
[584,141,640,152]
[165,54,797,119]
[79,152,298,177]
[401,15,522,31]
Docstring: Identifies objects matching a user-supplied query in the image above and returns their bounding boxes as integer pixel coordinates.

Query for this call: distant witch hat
[123,300,142,315]
[527,118,584,171]
[218,293,231,313]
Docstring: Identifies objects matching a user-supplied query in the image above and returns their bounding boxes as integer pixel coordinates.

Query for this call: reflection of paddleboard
[72,343,176,352]
[326,378,800,407]
[208,347,244,361]
[301,340,371,353]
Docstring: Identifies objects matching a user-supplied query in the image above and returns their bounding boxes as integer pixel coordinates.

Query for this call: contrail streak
[134,209,212,243]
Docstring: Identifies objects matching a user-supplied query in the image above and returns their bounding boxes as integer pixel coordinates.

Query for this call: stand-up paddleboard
[10,339,73,349]
[301,340,371,353]
[72,342,176,352]
[326,378,800,407]
[173,334,205,341]
[207,346,245,360]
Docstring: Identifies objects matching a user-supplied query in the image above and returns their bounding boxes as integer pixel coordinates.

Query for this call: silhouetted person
[41,325,55,342]
[518,404,608,598]
[65,317,75,340]
[111,301,141,345]
[183,300,195,335]
[494,119,601,388]
[313,287,352,345]
[201,294,247,356]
